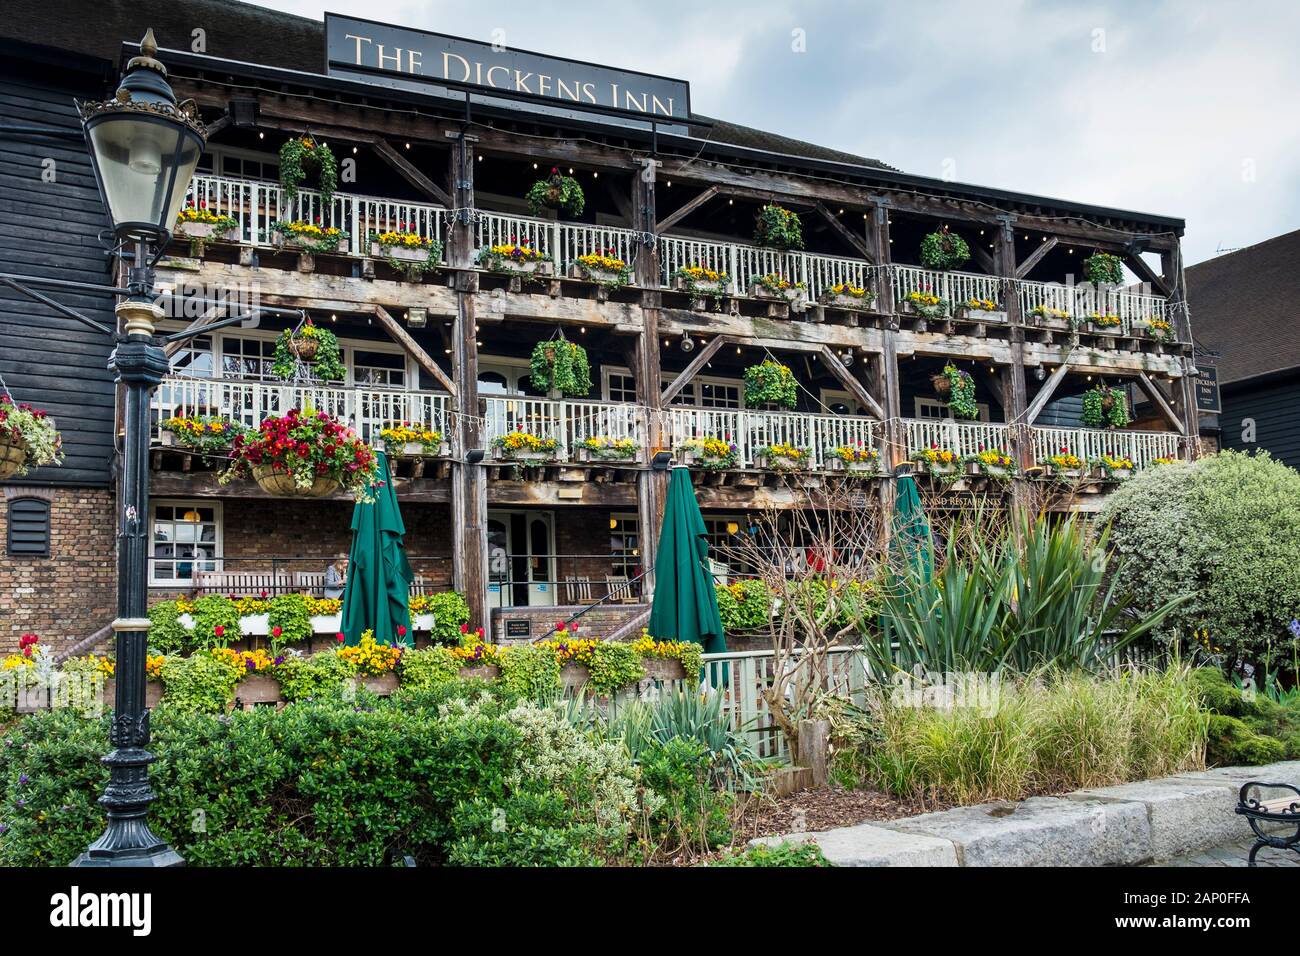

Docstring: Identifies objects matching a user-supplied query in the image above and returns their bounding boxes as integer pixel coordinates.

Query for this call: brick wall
[0,487,116,654]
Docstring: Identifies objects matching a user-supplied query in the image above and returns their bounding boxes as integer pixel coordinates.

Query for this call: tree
[1098,450,1300,670]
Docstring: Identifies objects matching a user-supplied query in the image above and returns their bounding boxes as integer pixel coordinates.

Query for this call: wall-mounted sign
[325,14,690,129]
[1195,362,1221,414]
[505,619,531,638]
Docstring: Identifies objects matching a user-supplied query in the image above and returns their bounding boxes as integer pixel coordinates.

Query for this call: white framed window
[821,388,869,417]
[479,356,534,396]
[603,365,742,408]
[221,335,278,382]
[352,349,408,388]
[151,500,222,587]
[914,397,991,422]
[603,368,639,404]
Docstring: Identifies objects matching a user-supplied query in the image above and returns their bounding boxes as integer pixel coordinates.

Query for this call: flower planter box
[102,679,164,710]
[748,283,807,306]
[241,613,270,637]
[496,449,559,463]
[818,291,875,310]
[388,441,449,458]
[678,449,734,470]
[458,664,500,682]
[252,463,340,498]
[310,614,342,634]
[641,658,688,682]
[753,454,807,472]
[573,446,639,464]
[673,276,726,294]
[826,457,878,474]
[921,462,959,477]
[1045,466,1084,480]
[966,462,1012,478]
[0,434,30,480]
[13,684,48,713]
[234,673,283,710]
[569,263,626,286]
[177,221,238,242]
[413,613,435,632]
[490,258,553,276]
[272,233,348,255]
[360,673,400,696]
[370,241,433,264]
[560,664,591,692]
[955,307,1006,322]
[900,299,949,318]
[1095,467,1133,481]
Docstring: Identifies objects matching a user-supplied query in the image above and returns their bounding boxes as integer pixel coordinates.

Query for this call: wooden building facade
[0,5,1199,648]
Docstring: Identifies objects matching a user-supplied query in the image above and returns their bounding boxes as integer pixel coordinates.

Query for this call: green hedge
[1190,667,1300,765]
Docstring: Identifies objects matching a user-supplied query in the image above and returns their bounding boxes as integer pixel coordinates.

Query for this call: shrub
[158,653,242,714]
[1099,451,1300,668]
[716,579,771,632]
[498,643,561,699]
[1191,665,1300,765]
[0,695,654,867]
[397,646,462,690]
[638,736,734,853]
[426,592,471,646]
[858,668,1207,804]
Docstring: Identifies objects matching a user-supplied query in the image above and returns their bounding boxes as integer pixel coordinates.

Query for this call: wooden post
[448,130,489,627]
[996,216,1032,517]
[797,718,830,786]
[634,158,665,602]
[1163,244,1200,460]
[868,199,901,532]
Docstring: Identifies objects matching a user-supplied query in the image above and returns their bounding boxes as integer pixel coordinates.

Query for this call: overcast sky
[253,0,1299,264]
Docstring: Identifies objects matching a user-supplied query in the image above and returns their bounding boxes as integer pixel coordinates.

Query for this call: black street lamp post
[0,29,306,865]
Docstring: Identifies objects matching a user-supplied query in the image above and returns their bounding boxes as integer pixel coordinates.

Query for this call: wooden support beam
[656,185,718,234]
[661,335,729,404]
[1124,251,1172,297]
[969,243,995,276]
[1014,236,1058,279]
[1024,359,1071,424]
[1136,373,1184,433]
[373,139,453,207]
[818,346,885,419]
[814,202,874,263]
[373,306,457,397]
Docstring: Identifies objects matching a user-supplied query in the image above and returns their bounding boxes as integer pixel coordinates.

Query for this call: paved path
[1151,838,1299,867]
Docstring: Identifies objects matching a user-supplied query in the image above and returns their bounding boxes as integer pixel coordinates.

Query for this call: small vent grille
[7,497,50,557]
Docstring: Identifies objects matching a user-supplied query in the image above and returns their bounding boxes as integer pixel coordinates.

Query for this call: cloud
[252,0,1299,262]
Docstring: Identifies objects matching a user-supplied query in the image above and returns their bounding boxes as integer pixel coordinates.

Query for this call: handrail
[546,566,653,639]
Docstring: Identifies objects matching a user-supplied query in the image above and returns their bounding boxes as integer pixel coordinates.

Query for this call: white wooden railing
[663,407,881,469]
[482,396,645,456]
[182,174,1173,327]
[1029,426,1180,468]
[1019,279,1169,331]
[902,418,1013,458]
[892,265,1004,315]
[153,376,452,446]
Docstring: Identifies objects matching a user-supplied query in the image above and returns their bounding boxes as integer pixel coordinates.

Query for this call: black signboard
[325,14,690,128]
[505,619,531,638]
[1195,363,1221,414]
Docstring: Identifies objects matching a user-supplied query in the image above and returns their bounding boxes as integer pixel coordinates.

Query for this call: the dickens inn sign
[325,14,691,125]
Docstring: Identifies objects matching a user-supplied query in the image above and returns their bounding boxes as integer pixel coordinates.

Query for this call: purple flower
[274,656,285,666]
[0,823,7,834]
[1290,619,1300,640]
[16,799,25,808]
[17,774,27,786]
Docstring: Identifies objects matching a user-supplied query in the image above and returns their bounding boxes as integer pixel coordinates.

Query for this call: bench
[1235,782,1300,865]
[194,571,288,596]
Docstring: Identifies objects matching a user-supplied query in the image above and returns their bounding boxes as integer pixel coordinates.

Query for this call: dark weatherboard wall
[1219,376,1300,471]
[0,40,117,487]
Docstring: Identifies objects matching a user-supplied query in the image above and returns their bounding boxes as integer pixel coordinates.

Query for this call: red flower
[214,625,225,638]
[397,625,407,637]
[271,626,282,638]
[336,632,345,643]
[460,622,469,634]
[260,590,268,599]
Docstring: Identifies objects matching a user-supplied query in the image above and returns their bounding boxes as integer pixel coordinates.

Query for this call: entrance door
[487,510,556,609]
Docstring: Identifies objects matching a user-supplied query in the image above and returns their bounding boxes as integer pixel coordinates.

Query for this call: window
[696,380,741,409]
[221,336,278,381]
[6,497,50,557]
[352,350,407,388]
[604,370,638,404]
[151,502,221,586]
[914,397,991,421]
[610,514,642,578]
[603,366,742,408]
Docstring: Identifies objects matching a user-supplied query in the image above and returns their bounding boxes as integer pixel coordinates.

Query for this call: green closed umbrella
[341,451,413,647]
[648,466,725,654]
[892,474,933,579]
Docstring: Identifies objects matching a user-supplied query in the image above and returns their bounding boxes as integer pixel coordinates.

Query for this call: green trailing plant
[275,652,353,703]
[743,360,798,409]
[584,641,645,695]
[267,595,312,653]
[1099,450,1300,669]
[271,321,346,381]
[526,167,585,217]
[919,226,970,270]
[673,265,730,309]
[158,652,242,714]
[716,579,772,632]
[498,643,562,699]
[1083,251,1124,286]
[529,338,592,397]
[397,646,463,690]
[1080,384,1131,429]
[753,204,804,250]
[936,363,978,420]
[278,137,338,206]
[425,591,471,646]
[187,596,242,652]
[146,600,195,655]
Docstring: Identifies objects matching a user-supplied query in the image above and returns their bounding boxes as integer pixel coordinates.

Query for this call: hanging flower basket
[279,137,338,206]
[934,364,978,420]
[222,408,378,501]
[525,168,585,218]
[743,361,798,410]
[931,373,952,398]
[271,321,346,381]
[1083,252,1124,286]
[753,204,804,250]
[1081,385,1131,429]
[0,395,63,480]
[288,336,319,362]
[919,226,970,271]
[529,339,592,398]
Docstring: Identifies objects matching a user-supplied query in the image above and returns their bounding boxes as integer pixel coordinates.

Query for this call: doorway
[487,510,557,609]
